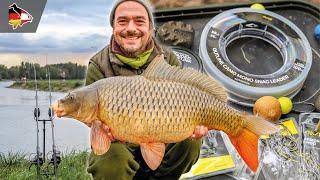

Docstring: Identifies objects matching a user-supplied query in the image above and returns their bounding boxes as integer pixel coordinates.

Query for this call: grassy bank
[0,151,91,180]
[9,80,85,92]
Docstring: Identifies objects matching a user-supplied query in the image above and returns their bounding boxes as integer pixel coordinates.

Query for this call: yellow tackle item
[250,3,265,10]
[278,97,293,114]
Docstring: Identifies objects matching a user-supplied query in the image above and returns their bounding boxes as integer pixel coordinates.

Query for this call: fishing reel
[28,153,44,170]
[48,150,61,166]
[34,107,40,119]
[34,107,55,118]
[48,107,54,118]
[28,151,62,176]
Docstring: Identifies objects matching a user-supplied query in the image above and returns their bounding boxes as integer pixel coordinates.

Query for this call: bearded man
[85,1,207,179]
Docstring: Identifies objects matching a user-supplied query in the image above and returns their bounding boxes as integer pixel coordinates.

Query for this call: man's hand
[191,125,208,139]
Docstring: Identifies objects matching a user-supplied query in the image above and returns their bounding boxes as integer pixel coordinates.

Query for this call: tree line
[0,62,87,80]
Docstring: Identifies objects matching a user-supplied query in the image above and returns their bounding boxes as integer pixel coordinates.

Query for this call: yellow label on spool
[262,15,273,21]
[180,155,235,179]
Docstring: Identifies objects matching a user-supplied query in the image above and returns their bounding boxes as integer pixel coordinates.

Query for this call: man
[85,0,208,179]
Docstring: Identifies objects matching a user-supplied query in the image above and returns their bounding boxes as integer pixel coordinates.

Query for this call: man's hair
[109,0,155,28]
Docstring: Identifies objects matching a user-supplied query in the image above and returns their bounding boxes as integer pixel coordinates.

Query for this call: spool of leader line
[171,46,203,72]
[199,8,312,106]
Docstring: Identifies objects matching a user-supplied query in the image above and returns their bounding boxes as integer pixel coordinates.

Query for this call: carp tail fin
[228,114,280,172]
[228,129,259,172]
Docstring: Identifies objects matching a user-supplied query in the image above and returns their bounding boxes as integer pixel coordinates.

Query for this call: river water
[0,81,90,155]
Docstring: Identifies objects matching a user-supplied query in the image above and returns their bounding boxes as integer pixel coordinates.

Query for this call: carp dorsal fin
[143,54,228,102]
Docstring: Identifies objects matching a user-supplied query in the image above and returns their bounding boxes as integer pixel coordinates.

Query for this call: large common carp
[52,55,279,172]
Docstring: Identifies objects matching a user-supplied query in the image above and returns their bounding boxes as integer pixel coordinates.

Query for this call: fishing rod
[32,64,42,178]
[29,63,61,179]
[47,64,60,179]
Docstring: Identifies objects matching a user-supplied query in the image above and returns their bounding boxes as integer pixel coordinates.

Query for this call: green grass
[0,151,91,180]
[9,80,85,92]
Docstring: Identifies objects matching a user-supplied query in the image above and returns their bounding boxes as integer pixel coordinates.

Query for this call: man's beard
[119,45,143,57]
[119,30,148,57]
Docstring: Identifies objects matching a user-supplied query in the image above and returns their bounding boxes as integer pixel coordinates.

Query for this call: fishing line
[240,40,252,64]
[292,88,320,113]
[292,48,320,113]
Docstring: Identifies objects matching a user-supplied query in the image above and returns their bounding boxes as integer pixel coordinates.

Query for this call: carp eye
[65,93,74,101]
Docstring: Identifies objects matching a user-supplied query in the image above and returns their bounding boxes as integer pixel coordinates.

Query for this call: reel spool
[199,8,312,106]
[171,46,203,72]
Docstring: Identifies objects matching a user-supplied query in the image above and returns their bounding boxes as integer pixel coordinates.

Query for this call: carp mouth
[52,101,65,118]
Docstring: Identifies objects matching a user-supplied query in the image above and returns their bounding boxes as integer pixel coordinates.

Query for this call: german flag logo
[8,3,33,30]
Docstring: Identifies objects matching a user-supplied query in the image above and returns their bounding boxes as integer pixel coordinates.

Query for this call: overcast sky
[0,0,114,67]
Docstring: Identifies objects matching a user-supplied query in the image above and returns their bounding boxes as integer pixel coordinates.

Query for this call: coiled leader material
[199,8,312,106]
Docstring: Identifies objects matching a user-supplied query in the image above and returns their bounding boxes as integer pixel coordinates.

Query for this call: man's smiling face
[113,1,151,57]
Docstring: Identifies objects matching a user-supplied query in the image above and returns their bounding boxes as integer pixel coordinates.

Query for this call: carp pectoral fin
[90,121,111,155]
[140,142,165,170]
[228,129,259,172]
